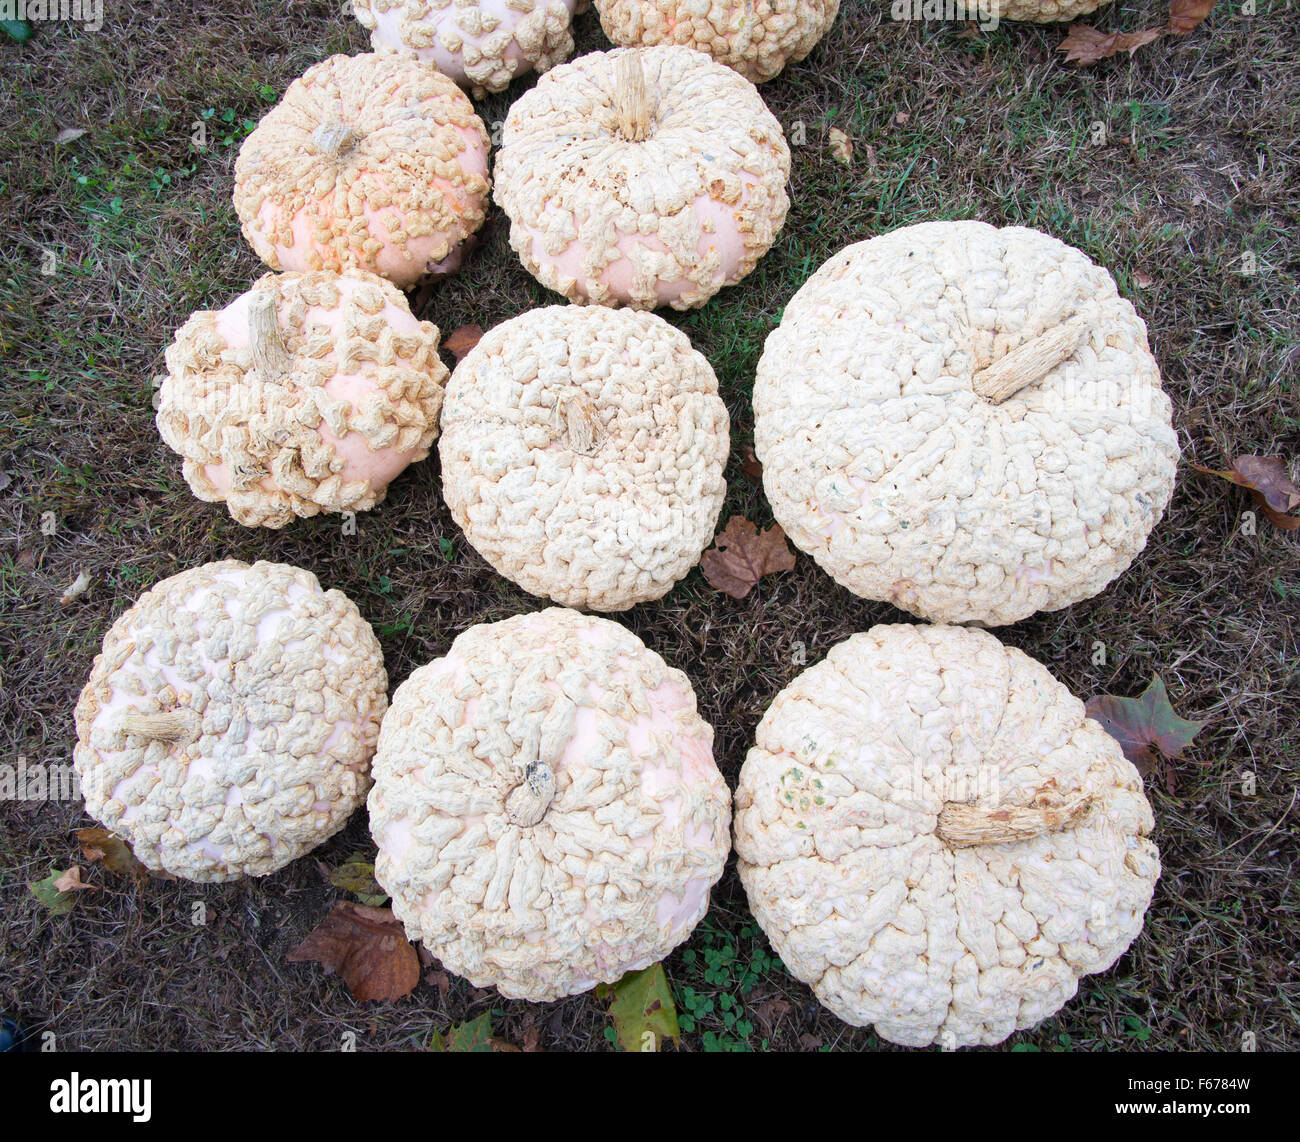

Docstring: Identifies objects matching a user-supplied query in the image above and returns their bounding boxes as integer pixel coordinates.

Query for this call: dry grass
[0,1,1296,1051]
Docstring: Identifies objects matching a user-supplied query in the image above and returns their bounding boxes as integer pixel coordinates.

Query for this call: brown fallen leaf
[1135,270,1154,289]
[521,1010,541,1053]
[828,127,853,166]
[16,547,35,571]
[753,996,794,1036]
[1058,24,1164,66]
[59,569,92,606]
[1192,455,1300,530]
[286,901,420,1002]
[1168,0,1216,34]
[425,968,451,1001]
[53,866,95,894]
[443,323,484,361]
[798,1033,824,1051]
[75,827,172,883]
[1085,675,1207,793]
[700,517,796,600]
[894,111,910,125]
[740,445,763,482]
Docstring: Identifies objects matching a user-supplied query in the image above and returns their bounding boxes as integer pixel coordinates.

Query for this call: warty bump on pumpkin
[351,0,582,98]
[493,46,791,310]
[734,622,1160,1048]
[369,607,731,1001]
[754,220,1179,626]
[156,270,448,529]
[233,53,491,288]
[74,560,387,882]
[593,0,840,83]
[439,305,729,610]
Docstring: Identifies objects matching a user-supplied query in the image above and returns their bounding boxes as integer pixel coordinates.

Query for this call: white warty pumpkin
[734,622,1160,1048]
[369,608,731,1001]
[439,305,729,611]
[594,0,840,83]
[494,46,791,310]
[351,0,582,98]
[755,220,1179,626]
[234,53,491,288]
[156,270,447,529]
[74,561,387,882]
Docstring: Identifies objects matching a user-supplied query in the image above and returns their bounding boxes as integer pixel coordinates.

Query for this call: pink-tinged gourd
[594,0,840,83]
[494,46,790,310]
[74,560,387,882]
[369,608,731,1001]
[234,53,490,288]
[352,0,582,98]
[156,270,447,528]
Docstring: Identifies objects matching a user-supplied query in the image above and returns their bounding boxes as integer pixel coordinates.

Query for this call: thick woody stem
[247,292,292,380]
[119,709,200,744]
[936,791,1093,848]
[505,761,555,827]
[564,393,606,456]
[972,319,1087,404]
[614,51,651,143]
[312,122,360,159]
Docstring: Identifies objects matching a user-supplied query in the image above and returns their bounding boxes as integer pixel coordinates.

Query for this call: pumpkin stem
[563,393,606,456]
[119,709,200,744]
[613,51,652,143]
[505,760,555,827]
[935,790,1092,848]
[247,291,292,380]
[971,319,1086,404]
[312,121,360,159]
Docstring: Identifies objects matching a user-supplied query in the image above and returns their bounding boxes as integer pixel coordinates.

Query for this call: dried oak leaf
[1168,0,1216,33]
[1085,675,1207,792]
[700,516,796,600]
[753,996,794,1036]
[443,324,484,361]
[53,866,95,894]
[1058,24,1164,65]
[1192,455,1300,530]
[75,826,173,884]
[740,445,763,482]
[828,127,853,166]
[286,901,419,1002]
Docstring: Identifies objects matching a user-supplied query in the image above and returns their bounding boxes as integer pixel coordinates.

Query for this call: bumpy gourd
[735,622,1160,1048]
[439,306,729,610]
[74,560,387,882]
[369,607,731,1001]
[234,53,491,288]
[594,0,840,83]
[998,0,1113,20]
[352,0,581,97]
[755,221,1179,626]
[156,270,448,529]
[494,46,790,310]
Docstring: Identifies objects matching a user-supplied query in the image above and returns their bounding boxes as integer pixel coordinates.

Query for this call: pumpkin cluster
[70,1,1194,1050]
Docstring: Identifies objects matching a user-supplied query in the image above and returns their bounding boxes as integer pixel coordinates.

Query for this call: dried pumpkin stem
[614,51,651,143]
[119,709,199,744]
[505,760,555,827]
[247,292,292,380]
[312,121,360,159]
[564,393,606,456]
[972,319,1087,404]
[936,791,1093,848]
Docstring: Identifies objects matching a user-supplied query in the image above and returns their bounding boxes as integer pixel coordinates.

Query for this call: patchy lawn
[0,2,1296,1051]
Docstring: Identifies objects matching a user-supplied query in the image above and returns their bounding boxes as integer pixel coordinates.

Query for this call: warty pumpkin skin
[735,622,1160,1048]
[594,0,840,83]
[234,53,491,288]
[494,46,791,310]
[352,0,582,98]
[754,220,1179,626]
